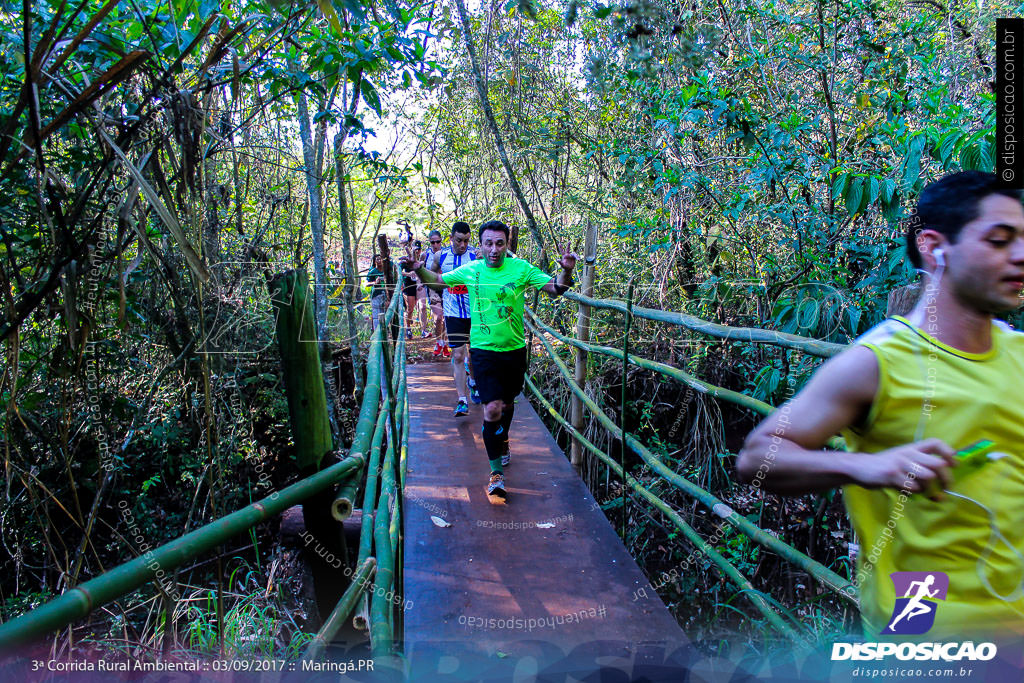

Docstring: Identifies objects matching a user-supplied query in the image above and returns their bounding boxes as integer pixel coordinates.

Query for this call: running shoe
[422,330,431,338]
[432,343,443,357]
[405,329,412,340]
[442,344,451,358]
[470,386,482,404]
[454,399,469,417]
[486,472,507,504]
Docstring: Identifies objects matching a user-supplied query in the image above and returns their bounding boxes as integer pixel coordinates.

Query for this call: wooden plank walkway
[401,362,692,680]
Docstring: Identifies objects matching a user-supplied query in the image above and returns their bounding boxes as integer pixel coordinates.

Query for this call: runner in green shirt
[400,220,578,504]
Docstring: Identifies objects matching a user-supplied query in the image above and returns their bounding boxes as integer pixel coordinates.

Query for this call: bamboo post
[353,411,388,631]
[525,290,541,371]
[300,557,376,662]
[269,269,334,474]
[620,279,634,538]
[570,222,597,472]
[269,269,346,620]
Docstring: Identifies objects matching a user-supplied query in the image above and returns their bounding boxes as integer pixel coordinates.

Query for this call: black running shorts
[444,316,471,348]
[469,347,528,405]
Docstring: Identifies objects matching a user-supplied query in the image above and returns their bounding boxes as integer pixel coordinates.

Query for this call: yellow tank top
[842,316,1024,639]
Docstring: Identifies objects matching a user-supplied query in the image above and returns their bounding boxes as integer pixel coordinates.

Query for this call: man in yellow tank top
[737,171,1024,639]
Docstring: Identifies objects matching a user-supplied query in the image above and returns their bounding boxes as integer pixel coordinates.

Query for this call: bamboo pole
[331,478,360,521]
[353,410,388,631]
[269,269,334,473]
[0,456,366,648]
[619,280,634,538]
[570,222,597,471]
[370,441,397,658]
[525,309,845,452]
[300,558,376,662]
[562,291,844,358]
[524,377,806,640]
[356,412,389,564]
[525,318,857,605]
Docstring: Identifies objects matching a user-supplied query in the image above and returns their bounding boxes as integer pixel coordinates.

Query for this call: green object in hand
[955,439,998,467]
[923,440,1001,497]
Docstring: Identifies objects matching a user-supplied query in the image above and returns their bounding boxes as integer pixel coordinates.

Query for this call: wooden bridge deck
[401,362,691,680]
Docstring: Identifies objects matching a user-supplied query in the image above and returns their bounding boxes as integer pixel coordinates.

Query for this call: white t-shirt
[431,247,476,318]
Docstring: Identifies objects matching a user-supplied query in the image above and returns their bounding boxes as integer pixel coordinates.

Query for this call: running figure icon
[887,574,940,632]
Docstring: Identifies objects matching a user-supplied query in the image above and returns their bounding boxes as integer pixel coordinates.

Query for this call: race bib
[449,285,469,295]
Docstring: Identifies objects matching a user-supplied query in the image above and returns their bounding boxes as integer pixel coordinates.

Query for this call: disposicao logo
[883,571,949,635]
[831,570,997,663]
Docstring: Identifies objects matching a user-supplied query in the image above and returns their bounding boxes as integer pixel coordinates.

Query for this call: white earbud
[934,248,945,267]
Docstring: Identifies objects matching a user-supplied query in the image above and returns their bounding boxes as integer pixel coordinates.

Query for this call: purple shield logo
[883,572,949,635]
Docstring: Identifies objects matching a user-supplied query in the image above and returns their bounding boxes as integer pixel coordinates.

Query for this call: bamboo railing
[525,290,859,638]
[0,269,411,670]
[524,376,806,640]
[563,291,845,358]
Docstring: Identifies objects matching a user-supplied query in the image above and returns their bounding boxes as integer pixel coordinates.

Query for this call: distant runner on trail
[401,220,578,504]
[366,254,387,331]
[736,171,1024,638]
[402,241,429,339]
[428,221,480,415]
[423,229,448,356]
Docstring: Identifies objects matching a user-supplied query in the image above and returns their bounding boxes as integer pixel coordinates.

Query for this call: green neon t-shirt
[442,258,553,351]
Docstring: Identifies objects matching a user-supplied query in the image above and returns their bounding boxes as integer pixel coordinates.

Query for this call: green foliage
[182,566,312,659]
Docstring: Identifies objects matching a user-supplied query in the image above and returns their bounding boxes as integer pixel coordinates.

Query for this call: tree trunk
[297,92,342,441]
[296,92,328,346]
[334,134,363,401]
[453,0,550,270]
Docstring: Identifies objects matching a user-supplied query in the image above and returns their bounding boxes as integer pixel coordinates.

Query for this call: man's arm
[540,247,578,297]
[397,255,447,291]
[541,267,573,296]
[735,345,956,495]
[416,265,446,292]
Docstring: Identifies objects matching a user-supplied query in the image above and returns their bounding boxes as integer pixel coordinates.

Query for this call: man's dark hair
[906,171,1022,268]
[479,219,510,241]
[452,221,471,235]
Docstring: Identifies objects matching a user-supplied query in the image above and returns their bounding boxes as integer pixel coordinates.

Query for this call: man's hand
[851,438,957,495]
[398,251,423,272]
[555,239,579,272]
